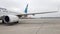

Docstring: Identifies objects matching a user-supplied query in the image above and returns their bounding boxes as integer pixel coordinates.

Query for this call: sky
[0,0,60,18]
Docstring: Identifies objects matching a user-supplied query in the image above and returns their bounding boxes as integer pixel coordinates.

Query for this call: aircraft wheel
[14,21,19,24]
[2,20,5,24]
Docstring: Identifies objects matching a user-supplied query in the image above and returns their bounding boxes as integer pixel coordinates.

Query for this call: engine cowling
[3,15,19,24]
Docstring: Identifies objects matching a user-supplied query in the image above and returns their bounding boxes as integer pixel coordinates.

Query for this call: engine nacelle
[3,15,19,23]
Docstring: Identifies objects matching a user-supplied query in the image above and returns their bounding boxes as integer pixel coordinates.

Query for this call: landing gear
[14,21,19,24]
[2,20,19,25]
[6,21,19,25]
[2,20,5,24]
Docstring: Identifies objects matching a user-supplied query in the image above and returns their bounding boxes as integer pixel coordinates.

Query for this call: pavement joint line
[35,23,44,34]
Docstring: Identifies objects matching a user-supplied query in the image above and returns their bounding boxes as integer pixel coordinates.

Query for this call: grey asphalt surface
[0,19,60,34]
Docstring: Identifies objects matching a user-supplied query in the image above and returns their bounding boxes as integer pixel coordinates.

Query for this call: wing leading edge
[17,11,57,16]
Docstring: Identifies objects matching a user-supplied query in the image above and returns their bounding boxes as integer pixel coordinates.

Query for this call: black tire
[14,21,19,24]
[2,20,19,25]
[5,21,19,26]
[2,20,5,24]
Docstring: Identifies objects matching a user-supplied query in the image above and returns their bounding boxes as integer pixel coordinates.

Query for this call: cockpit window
[0,8,7,12]
[0,8,7,10]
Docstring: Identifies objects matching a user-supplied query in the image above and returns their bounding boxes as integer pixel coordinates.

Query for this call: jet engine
[2,15,19,25]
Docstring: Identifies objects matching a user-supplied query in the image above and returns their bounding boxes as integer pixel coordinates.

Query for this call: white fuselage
[0,8,20,18]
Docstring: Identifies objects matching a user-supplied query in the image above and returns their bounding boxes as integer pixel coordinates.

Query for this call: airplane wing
[17,4,58,17]
[17,11,57,17]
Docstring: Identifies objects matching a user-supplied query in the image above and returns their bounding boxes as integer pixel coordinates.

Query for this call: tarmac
[0,18,60,34]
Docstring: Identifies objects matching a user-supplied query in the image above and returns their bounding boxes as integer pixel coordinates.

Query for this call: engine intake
[4,16,9,22]
[3,15,19,24]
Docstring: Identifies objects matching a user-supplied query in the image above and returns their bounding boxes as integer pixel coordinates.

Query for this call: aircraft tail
[23,4,28,17]
[24,4,28,13]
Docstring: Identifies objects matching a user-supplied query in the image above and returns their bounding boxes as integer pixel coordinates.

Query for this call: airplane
[0,4,58,25]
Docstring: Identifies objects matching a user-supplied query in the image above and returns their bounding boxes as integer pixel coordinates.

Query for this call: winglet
[24,4,28,13]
